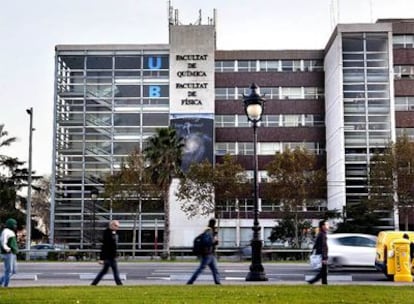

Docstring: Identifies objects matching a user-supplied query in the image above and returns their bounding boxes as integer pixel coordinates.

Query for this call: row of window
[215,59,323,72]
[58,139,325,157]
[59,84,170,98]
[58,98,169,111]
[215,114,324,127]
[215,141,325,156]
[215,87,324,100]
[58,55,170,71]
[58,112,169,127]
[397,128,414,140]
[394,65,414,79]
[395,97,414,111]
[393,35,414,48]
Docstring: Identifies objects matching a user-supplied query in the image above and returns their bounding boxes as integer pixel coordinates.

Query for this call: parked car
[30,243,62,260]
[327,233,377,268]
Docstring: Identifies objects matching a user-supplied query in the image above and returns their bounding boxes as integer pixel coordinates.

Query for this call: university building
[51,7,414,251]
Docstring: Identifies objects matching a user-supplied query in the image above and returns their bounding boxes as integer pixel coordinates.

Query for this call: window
[394,65,414,79]
[87,56,113,69]
[237,60,257,72]
[237,115,250,127]
[142,113,169,126]
[281,87,302,99]
[215,115,235,127]
[262,115,280,127]
[304,60,323,72]
[215,143,236,155]
[260,143,281,155]
[261,87,279,99]
[395,97,414,111]
[115,56,141,69]
[259,60,279,72]
[215,88,236,100]
[393,35,414,48]
[215,61,235,72]
[283,115,301,127]
[304,87,322,99]
[281,60,293,71]
[238,142,254,155]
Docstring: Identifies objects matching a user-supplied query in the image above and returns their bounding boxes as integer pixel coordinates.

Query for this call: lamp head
[243,83,265,123]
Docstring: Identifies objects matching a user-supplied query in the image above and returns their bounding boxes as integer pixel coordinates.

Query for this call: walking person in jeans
[91,220,123,285]
[187,219,221,285]
[0,218,18,287]
[307,219,329,285]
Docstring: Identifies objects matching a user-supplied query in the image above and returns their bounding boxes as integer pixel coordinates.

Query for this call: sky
[1,0,414,176]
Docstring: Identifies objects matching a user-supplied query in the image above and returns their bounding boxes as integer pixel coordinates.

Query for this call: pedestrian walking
[307,219,329,285]
[0,218,18,287]
[91,220,123,285]
[187,218,221,285]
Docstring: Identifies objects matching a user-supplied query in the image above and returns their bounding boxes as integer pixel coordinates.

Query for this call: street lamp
[25,107,34,261]
[243,83,268,281]
[90,188,99,249]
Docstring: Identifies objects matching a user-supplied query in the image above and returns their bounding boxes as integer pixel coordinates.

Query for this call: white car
[30,243,62,260]
[327,233,377,268]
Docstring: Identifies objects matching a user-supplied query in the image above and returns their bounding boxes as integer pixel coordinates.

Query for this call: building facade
[51,9,414,251]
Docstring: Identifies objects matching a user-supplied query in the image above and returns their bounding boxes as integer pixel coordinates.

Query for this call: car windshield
[335,236,376,247]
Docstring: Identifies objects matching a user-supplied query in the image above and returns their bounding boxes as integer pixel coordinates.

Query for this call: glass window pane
[115,56,141,69]
[87,56,113,69]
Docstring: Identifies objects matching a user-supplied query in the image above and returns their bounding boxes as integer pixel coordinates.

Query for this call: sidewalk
[8,276,412,288]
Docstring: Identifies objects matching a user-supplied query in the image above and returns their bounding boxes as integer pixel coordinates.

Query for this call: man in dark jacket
[91,220,122,285]
[307,219,329,285]
[187,218,221,285]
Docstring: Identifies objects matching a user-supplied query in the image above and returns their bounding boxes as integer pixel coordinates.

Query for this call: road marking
[305,275,352,281]
[79,273,127,280]
[14,273,38,280]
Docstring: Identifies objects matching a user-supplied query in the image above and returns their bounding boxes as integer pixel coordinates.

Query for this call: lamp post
[90,188,99,249]
[243,83,268,281]
[25,107,34,261]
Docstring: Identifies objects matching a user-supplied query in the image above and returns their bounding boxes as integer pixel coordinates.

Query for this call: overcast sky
[1,0,414,176]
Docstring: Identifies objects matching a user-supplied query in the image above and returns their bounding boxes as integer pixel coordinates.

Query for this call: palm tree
[0,124,17,166]
[144,127,184,258]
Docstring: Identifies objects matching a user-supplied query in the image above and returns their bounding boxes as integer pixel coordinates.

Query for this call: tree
[104,150,159,255]
[177,154,248,218]
[369,135,414,230]
[31,176,51,238]
[334,198,382,234]
[268,217,313,248]
[144,127,184,257]
[0,124,25,225]
[263,147,326,248]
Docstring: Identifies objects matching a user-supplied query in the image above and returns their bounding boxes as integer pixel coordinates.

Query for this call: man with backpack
[187,218,221,285]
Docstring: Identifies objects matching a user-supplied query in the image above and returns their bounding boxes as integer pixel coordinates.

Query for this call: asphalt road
[7,262,393,287]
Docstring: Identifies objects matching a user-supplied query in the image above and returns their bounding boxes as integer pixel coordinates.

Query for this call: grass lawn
[1,285,413,304]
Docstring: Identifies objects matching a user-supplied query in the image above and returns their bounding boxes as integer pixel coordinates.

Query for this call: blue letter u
[148,56,162,70]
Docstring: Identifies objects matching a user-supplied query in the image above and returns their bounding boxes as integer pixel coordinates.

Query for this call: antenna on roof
[369,0,374,22]
[198,9,202,25]
[168,0,173,25]
[174,9,179,25]
[330,0,339,29]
